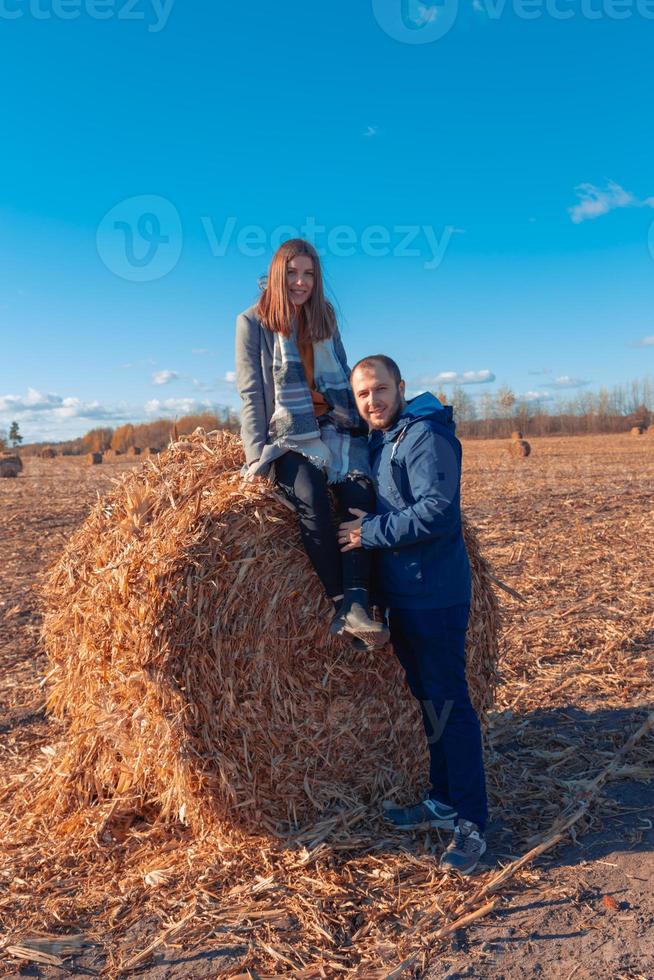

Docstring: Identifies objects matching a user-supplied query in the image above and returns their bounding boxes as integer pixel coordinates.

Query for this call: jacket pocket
[378,547,425,598]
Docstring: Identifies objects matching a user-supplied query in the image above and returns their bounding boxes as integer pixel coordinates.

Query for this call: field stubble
[0,436,652,979]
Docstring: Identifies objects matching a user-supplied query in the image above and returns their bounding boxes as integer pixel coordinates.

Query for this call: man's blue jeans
[389,603,488,830]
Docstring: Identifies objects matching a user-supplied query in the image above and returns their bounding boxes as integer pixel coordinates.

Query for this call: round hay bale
[510,430,523,440]
[87,452,103,465]
[508,438,531,458]
[142,446,160,456]
[126,446,141,456]
[0,455,23,478]
[40,448,57,459]
[42,432,500,836]
[630,426,644,436]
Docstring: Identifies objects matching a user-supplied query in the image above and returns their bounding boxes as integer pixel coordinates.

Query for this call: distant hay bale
[630,426,644,436]
[0,455,23,478]
[141,447,160,457]
[40,448,57,459]
[509,438,531,458]
[87,452,103,465]
[511,430,523,440]
[41,432,499,837]
[126,446,141,456]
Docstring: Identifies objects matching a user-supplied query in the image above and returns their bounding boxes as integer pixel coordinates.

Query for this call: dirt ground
[1,437,653,979]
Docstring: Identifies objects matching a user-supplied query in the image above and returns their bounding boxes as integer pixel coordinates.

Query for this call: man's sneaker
[439,819,487,876]
[384,797,457,830]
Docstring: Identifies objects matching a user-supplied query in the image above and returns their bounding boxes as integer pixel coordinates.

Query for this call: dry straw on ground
[508,438,531,458]
[0,455,23,478]
[1,434,652,978]
[39,430,499,836]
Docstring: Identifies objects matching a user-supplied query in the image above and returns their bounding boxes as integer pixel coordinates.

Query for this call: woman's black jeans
[274,451,375,600]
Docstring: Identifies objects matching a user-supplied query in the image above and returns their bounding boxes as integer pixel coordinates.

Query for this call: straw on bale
[42,431,499,837]
[0,455,23,478]
[87,452,103,465]
[630,425,644,436]
[509,438,531,458]
[511,430,523,440]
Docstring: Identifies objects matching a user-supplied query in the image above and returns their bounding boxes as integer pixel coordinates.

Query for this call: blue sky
[1,0,653,440]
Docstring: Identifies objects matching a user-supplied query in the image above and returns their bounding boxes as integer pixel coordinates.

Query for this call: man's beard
[369,393,405,431]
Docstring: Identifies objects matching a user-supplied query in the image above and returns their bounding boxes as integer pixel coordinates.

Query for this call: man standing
[338,355,488,876]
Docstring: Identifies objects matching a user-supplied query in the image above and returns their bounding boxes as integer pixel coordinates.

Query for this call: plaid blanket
[249,328,370,484]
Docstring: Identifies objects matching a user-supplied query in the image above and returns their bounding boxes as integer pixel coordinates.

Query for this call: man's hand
[338,508,368,552]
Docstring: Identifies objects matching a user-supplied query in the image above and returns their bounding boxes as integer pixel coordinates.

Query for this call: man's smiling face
[351,362,406,431]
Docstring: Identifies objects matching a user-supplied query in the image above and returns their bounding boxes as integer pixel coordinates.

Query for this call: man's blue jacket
[360,392,471,609]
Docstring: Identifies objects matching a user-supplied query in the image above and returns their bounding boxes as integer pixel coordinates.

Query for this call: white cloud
[472,0,484,10]
[191,348,210,355]
[547,376,590,389]
[144,397,214,417]
[568,180,654,224]
[152,369,179,386]
[0,387,64,413]
[527,368,552,376]
[0,388,136,440]
[223,370,236,384]
[418,369,496,386]
[363,126,378,138]
[632,335,654,347]
[517,390,554,403]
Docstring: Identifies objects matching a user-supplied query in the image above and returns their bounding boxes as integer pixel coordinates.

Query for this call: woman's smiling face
[286,254,315,306]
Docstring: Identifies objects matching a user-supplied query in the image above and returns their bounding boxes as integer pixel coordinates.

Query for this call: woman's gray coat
[234,305,351,467]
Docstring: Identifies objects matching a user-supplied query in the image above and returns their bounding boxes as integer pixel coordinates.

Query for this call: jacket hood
[402,391,448,420]
[395,391,454,433]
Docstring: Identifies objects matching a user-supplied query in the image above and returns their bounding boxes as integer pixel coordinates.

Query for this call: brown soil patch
[0,438,652,979]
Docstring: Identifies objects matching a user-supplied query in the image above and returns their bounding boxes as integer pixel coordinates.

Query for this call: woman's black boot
[329,588,389,648]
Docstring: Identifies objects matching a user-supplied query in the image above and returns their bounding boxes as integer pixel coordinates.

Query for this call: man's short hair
[351,354,402,386]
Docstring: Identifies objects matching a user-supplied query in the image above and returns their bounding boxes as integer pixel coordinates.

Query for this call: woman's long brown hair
[256,239,336,341]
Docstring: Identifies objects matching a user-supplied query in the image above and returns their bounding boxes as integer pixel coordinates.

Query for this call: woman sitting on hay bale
[236,239,388,648]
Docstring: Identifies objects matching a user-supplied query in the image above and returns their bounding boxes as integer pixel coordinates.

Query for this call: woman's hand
[338,508,368,551]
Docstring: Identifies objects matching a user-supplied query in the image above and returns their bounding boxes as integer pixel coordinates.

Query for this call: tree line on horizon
[15,409,240,456]
[7,375,653,454]
[443,375,652,438]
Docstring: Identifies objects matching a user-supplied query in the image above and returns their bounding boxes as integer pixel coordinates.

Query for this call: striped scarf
[249,328,370,484]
